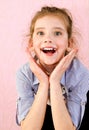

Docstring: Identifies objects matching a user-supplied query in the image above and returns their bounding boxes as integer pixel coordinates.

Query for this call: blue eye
[37,31,44,35]
[54,31,62,36]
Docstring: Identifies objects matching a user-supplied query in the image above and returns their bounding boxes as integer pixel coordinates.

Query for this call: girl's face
[32,15,69,66]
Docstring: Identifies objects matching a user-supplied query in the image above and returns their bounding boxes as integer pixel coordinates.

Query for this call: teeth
[43,48,56,51]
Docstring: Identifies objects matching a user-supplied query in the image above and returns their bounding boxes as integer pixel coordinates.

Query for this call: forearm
[21,83,49,130]
[50,82,76,130]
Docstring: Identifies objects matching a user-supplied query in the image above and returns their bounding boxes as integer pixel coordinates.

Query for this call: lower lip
[42,51,56,56]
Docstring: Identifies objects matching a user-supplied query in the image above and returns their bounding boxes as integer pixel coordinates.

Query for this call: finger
[64,48,78,65]
[55,49,78,73]
[50,49,78,81]
[26,47,38,71]
[26,47,48,81]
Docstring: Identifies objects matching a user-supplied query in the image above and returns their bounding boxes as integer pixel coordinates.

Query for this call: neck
[39,61,57,76]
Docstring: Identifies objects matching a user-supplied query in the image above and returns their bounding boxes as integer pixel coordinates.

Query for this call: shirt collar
[32,74,39,85]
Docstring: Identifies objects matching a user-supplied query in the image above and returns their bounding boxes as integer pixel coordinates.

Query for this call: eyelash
[54,31,62,36]
[36,31,62,36]
[37,31,44,35]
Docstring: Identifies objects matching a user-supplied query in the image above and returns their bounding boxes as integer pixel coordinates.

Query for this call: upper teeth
[43,48,56,51]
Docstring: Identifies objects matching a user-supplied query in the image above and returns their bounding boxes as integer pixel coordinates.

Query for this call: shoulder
[67,58,89,77]
[66,58,89,89]
[16,62,33,81]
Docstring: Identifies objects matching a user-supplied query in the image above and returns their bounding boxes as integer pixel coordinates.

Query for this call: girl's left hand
[50,49,78,84]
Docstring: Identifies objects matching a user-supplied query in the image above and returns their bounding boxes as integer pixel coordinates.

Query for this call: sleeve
[16,67,34,125]
[67,76,89,130]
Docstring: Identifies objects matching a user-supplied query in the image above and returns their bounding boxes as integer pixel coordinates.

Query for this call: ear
[27,38,37,58]
[67,38,74,52]
[28,38,33,48]
[26,38,34,53]
[68,38,74,47]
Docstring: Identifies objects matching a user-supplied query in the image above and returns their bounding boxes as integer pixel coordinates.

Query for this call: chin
[44,60,59,66]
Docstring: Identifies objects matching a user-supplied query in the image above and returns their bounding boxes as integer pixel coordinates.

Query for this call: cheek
[57,40,68,49]
[32,39,38,48]
[33,36,41,46]
[32,41,40,54]
[63,38,68,46]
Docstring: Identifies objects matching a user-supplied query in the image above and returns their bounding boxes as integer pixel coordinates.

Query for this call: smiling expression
[32,15,69,66]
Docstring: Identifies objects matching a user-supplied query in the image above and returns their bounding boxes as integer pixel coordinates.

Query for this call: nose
[44,38,52,43]
[43,33,53,43]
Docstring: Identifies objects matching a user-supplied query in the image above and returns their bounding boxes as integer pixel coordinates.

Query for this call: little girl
[16,6,89,130]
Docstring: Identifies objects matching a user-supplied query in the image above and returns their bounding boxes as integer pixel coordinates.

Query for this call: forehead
[34,15,67,30]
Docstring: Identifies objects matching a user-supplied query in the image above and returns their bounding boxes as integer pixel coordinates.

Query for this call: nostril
[44,40,52,43]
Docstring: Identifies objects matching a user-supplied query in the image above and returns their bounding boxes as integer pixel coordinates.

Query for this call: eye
[37,31,44,36]
[54,31,62,36]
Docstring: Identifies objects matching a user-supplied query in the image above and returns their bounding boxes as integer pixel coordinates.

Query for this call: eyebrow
[53,27,65,31]
[35,27,65,31]
[35,27,45,31]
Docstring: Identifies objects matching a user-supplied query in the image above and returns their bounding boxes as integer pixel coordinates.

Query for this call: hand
[50,49,78,84]
[26,47,49,85]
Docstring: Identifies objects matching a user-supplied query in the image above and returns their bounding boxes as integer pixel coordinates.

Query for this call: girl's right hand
[26,47,49,86]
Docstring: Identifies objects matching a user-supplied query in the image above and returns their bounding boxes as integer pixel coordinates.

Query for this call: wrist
[49,78,60,86]
[40,80,49,88]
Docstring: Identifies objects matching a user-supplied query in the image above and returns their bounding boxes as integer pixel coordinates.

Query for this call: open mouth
[41,47,56,54]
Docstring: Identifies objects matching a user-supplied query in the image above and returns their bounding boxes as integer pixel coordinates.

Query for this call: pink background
[0,0,89,130]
